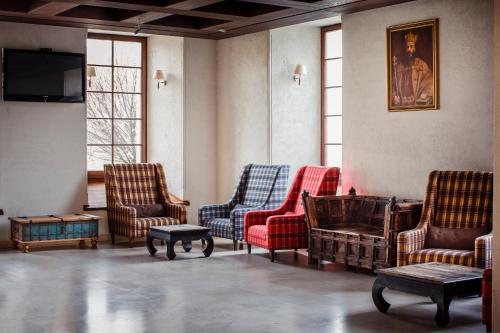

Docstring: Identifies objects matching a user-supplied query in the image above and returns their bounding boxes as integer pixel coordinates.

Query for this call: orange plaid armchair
[397,171,493,268]
[105,163,188,246]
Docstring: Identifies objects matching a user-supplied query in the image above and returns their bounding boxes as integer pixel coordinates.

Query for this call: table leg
[182,240,192,252]
[146,235,157,256]
[202,236,214,257]
[166,241,176,260]
[91,239,98,249]
[434,294,452,327]
[372,277,391,313]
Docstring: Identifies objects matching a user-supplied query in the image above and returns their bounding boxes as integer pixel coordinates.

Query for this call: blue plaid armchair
[199,164,289,250]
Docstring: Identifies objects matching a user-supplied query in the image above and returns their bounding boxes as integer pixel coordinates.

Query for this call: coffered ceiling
[0,0,414,39]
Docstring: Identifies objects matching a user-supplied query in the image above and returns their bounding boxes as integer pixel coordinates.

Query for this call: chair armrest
[396,227,427,266]
[475,233,492,269]
[267,213,306,230]
[198,203,232,225]
[164,202,187,224]
[244,207,285,242]
[168,192,190,206]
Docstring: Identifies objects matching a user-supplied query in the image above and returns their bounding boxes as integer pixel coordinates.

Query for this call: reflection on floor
[0,238,483,333]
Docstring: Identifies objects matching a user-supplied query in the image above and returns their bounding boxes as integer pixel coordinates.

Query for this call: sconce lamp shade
[87,66,97,78]
[153,70,165,80]
[294,64,307,76]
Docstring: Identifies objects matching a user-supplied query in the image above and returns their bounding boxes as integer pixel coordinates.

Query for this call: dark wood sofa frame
[303,189,423,270]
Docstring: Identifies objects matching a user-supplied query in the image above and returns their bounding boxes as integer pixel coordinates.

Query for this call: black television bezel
[2,48,86,103]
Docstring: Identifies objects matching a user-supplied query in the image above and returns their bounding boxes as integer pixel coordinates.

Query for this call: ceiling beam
[28,1,79,15]
[122,0,225,24]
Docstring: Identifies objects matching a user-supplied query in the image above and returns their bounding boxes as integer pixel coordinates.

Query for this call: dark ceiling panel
[0,0,415,39]
[195,1,288,18]
[149,14,229,29]
[57,5,145,22]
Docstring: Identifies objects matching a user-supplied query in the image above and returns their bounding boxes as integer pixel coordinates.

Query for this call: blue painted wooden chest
[10,214,100,252]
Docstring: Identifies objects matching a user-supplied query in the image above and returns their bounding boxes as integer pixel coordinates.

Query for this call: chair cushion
[135,217,180,237]
[129,204,165,218]
[425,224,491,250]
[205,218,232,239]
[242,165,280,206]
[247,225,268,248]
[407,248,474,267]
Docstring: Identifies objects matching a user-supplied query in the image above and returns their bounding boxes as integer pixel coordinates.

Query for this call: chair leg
[110,233,115,244]
[247,244,252,254]
[239,242,244,250]
[270,250,275,262]
[233,240,238,251]
[129,237,134,248]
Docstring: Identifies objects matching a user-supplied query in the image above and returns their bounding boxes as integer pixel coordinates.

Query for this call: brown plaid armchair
[105,163,188,246]
[397,171,493,269]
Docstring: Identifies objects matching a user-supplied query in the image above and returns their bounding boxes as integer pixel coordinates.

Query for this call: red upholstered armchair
[244,166,340,262]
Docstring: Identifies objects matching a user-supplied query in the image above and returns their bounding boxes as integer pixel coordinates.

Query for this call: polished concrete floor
[0,239,484,333]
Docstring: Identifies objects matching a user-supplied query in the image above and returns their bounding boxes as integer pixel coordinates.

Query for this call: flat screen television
[3,49,85,103]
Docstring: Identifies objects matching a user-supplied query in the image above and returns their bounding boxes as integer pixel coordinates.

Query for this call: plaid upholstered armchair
[105,163,188,247]
[397,170,493,269]
[245,166,340,262]
[198,164,289,251]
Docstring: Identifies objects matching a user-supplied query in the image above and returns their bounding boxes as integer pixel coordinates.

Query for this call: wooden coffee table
[147,225,214,260]
[372,262,483,327]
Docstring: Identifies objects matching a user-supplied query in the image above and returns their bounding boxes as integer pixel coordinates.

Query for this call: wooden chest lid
[9,215,61,224]
[55,214,100,221]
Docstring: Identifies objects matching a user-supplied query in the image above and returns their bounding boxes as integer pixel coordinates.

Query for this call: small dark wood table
[147,225,214,260]
[372,262,483,327]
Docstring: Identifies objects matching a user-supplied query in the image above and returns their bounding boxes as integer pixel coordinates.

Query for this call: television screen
[3,49,85,103]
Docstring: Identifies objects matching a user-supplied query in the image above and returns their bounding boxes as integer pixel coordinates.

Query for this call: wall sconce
[153,70,167,89]
[293,64,307,86]
[87,66,96,87]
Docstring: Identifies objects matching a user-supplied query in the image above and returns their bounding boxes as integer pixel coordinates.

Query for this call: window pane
[326,30,342,59]
[326,59,342,87]
[114,146,141,164]
[114,41,142,67]
[87,146,111,171]
[114,68,141,93]
[87,39,112,66]
[87,119,112,144]
[326,116,342,144]
[87,93,112,118]
[326,145,342,169]
[326,87,342,116]
[114,120,141,144]
[88,66,112,92]
[114,94,142,119]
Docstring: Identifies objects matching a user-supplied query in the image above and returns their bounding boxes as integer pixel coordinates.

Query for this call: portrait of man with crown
[387,19,439,111]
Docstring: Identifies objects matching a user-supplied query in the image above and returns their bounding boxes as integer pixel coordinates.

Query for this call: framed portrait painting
[387,19,439,111]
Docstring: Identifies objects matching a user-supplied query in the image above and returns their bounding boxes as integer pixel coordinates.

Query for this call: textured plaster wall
[493,0,500,330]
[184,38,217,223]
[0,22,87,242]
[342,0,494,199]
[270,25,321,183]
[216,32,270,201]
[148,36,185,198]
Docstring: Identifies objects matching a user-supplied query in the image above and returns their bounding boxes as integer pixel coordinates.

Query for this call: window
[86,34,147,182]
[321,25,342,169]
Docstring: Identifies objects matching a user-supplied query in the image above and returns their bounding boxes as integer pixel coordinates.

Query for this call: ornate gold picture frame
[387,19,439,112]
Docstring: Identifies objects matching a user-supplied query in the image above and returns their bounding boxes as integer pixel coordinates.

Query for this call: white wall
[492,0,500,330]
[184,38,217,223]
[148,36,185,197]
[270,25,322,182]
[0,22,87,242]
[216,32,270,201]
[342,0,494,199]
